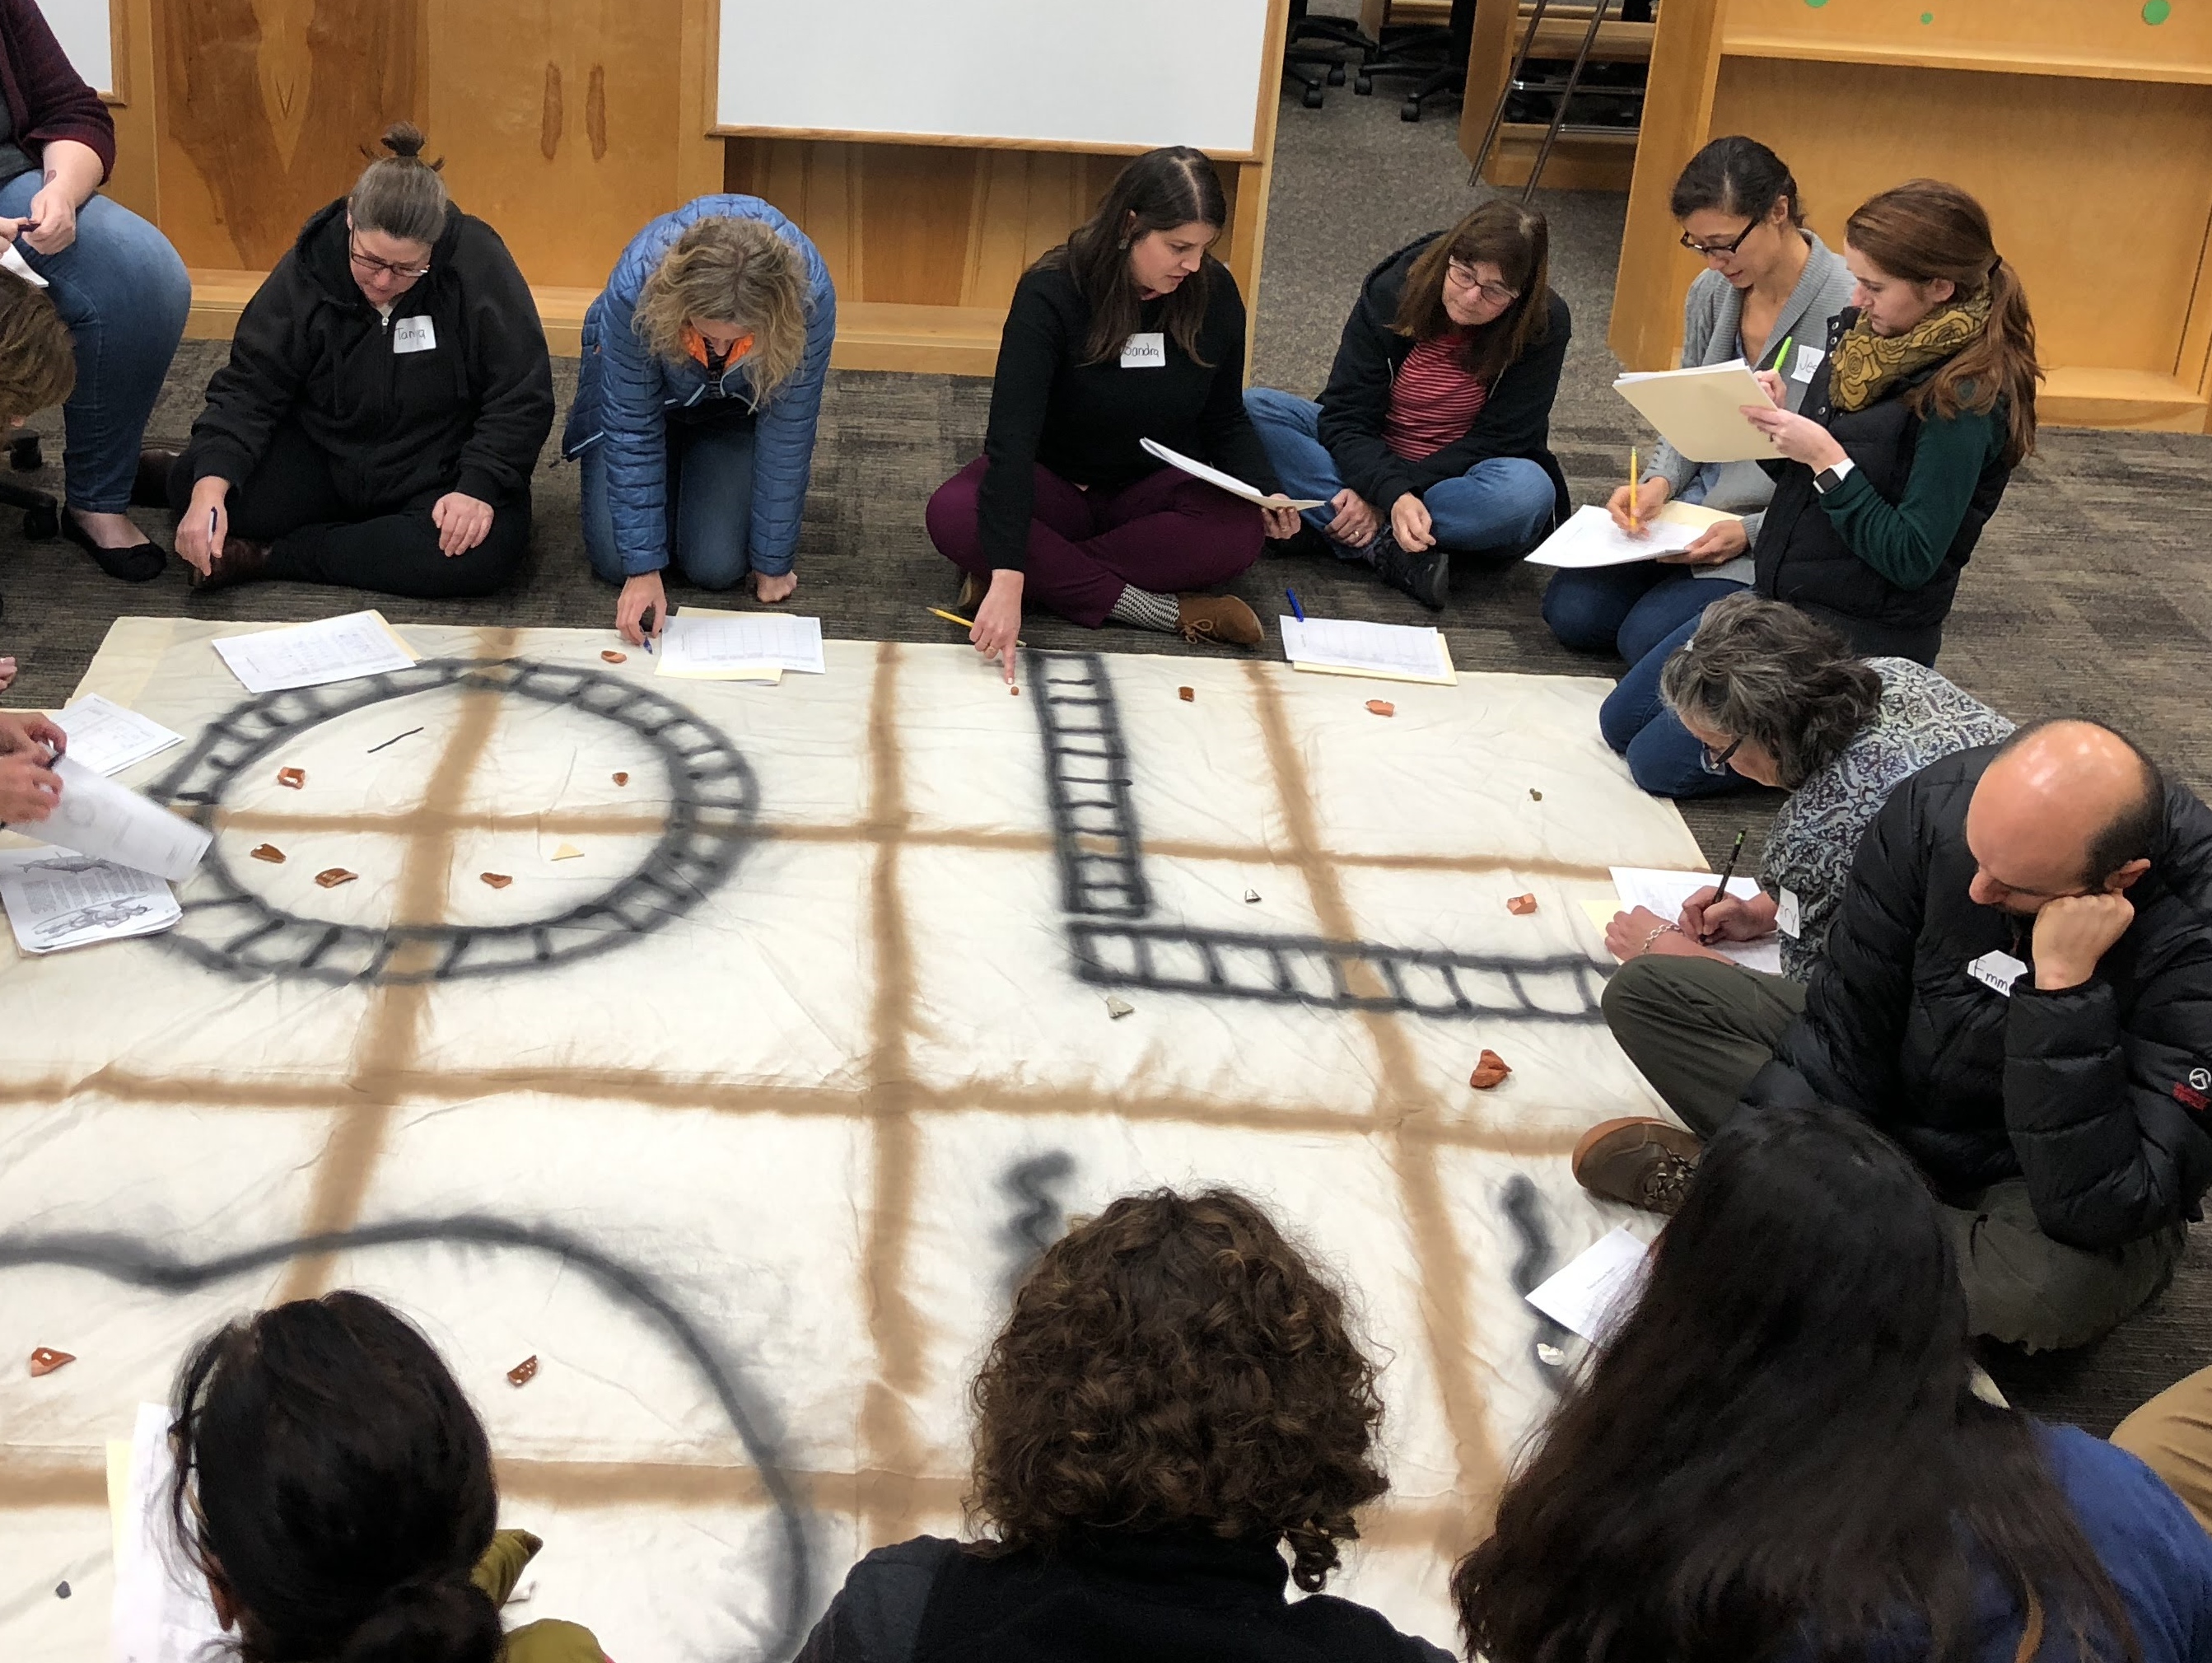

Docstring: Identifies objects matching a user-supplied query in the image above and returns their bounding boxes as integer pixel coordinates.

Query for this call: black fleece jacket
[1314,233,1571,524]
[186,199,553,511]
[1743,748,2212,1250]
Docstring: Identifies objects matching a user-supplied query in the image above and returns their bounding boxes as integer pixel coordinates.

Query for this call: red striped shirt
[1384,333,1489,460]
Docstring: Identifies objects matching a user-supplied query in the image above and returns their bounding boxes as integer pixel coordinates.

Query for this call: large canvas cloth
[0,620,1706,1659]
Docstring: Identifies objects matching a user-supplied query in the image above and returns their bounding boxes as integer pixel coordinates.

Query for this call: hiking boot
[956,571,987,614]
[1368,530,1449,610]
[188,535,273,595]
[1174,592,1262,647]
[1571,1117,1703,1215]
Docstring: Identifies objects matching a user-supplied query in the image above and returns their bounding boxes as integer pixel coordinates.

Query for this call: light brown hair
[1845,179,2041,466]
[1393,199,1551,382]
[632,217,810,401]
[0,273,75,423]
[348,123,450,248]
[965,1188,1387,1592]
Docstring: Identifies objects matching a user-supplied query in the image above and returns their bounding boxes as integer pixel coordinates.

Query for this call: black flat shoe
[62,507,166,583]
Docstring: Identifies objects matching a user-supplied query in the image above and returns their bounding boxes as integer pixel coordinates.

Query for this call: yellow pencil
[1629,446,1641,534]
[926,605,1026,646]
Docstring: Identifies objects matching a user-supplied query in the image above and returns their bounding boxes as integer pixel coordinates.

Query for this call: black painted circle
[147,658,758,986]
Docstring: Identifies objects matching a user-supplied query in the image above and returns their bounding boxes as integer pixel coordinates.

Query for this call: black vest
[1752,308,2012,659]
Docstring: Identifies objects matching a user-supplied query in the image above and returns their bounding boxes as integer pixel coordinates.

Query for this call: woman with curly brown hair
[796,1188,1449,1663]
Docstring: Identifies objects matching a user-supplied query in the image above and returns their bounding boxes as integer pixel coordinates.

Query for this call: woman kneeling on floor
[167,124,554,598]
[799,1188,1450,1662]
[926,147,1300,681]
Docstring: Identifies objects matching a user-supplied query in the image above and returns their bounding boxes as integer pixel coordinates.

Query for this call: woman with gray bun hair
[1601,592,2009,981]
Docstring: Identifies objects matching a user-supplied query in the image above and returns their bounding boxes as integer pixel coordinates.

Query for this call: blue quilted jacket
[562,195,837,577]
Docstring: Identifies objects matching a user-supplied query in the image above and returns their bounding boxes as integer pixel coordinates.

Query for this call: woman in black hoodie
[163,124,553,597]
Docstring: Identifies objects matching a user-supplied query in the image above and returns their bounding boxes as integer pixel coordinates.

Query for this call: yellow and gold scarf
[1827,291,1989,413]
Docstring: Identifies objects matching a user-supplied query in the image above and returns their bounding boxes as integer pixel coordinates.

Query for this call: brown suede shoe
[1174,593,1262,647]
[957,571,987,614]
[1571,1117,1704,1215]
[133,447,180,509]
[188,536,274,595]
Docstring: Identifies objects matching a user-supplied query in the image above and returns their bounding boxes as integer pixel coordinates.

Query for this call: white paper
[16,756,211,881]
[1526,1226,1652,1343]
[1523,502,1741,570]
[1279,616,1448,679]
[1140,437,1327,510]
[1609,865,1781,975]
[110,1401,227,1663]
[2,241,48,288]
[0,849,180,954]
[212,611,415,694]
[53,694,184,777]
[658,613,825,677]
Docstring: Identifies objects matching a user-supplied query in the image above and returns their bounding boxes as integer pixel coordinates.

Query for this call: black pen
[1702,828,1748,941]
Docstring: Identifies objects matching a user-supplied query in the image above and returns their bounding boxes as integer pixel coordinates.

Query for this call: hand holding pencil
[1606,474,1671,537]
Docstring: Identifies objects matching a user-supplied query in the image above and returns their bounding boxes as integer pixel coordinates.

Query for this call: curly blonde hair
[632,217,810,402]
[0,273,75,423]
[966,1188,1388,1592]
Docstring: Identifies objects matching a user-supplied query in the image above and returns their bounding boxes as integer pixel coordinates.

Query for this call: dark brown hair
[1669,133,1804,228]
[349,122,450,247]
[1846,179,2040,466]
[0,271,74,423]
[1040,147,1228,367]
[966,1188,1387,1591]
[1393,199,1551,382]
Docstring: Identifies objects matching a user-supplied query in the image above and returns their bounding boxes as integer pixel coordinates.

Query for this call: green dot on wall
[2144,0,2172,22]
[1920,9,1934,19]
[1803,0,1827,9]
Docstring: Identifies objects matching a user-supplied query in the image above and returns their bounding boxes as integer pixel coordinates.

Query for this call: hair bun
[337,1577,500,1663]
[380,121,428,161]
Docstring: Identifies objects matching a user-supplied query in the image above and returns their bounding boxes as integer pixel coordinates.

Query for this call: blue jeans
[1584,578,1748,799]
[1244,385,1554,556]
[581,413,759,588]
[0,178,189,512]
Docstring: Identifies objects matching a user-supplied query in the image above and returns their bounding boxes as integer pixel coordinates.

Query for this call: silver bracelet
[1640,922,1680,955]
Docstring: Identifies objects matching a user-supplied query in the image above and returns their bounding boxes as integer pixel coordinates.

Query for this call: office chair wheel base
[8,433,40,473]
[1354,72,1372,93]
[1302,84,1325,107]
[22,503,57,540]
[1401,97,1424,120]
[1327,63,1346,85]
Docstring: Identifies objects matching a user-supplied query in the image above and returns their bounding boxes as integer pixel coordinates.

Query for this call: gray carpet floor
[2,80,2207,1431]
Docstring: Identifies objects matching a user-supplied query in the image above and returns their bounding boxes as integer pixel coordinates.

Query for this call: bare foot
[750,568,797,605]
[0,656,14,693]
[69,507,152,549]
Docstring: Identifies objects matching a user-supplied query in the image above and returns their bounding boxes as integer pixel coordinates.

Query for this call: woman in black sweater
[926,148,1300,681]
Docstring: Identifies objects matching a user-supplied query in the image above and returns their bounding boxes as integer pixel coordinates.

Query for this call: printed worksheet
[52,694,184,777]
[1279,616,1454,684]
[658,613,826,677]
[0,849,180,954]
[211,611,416,693]
[14,757,211,881]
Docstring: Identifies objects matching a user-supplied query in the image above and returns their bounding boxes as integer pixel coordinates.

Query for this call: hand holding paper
[1612,358,1779,464]
[1140,438,1326,511]
[16,756,210,881]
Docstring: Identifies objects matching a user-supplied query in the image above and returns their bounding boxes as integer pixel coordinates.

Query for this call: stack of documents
[0,849,180,954]
[1525,502,1743,570]
[50,694,184,776]
[1280,616,1456,686]
[656,611,825,681]
[1141,437,1325,510]
[212,610,418,693]
[1612,358,1778,464]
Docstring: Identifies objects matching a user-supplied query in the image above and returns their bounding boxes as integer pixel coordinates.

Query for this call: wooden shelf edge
[2039,368,2210,433]
[1720,32,2212,86]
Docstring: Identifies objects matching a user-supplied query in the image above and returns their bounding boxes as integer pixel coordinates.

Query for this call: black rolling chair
[0,432,58,620]
[1284,0,1377,109]
[1354,0,1474,123]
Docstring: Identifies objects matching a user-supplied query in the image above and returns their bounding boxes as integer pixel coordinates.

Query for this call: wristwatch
[1813,458,1857,496]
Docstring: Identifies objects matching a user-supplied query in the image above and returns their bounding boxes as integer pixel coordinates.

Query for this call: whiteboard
[42,0,114,96]
[715,0,1273,155]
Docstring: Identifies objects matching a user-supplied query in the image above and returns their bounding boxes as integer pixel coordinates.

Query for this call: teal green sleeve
[1816,404,2000,589]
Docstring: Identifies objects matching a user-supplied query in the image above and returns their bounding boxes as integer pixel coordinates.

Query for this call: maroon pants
[925,457,1264,628]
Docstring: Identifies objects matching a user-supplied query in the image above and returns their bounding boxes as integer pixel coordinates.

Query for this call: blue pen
[1286,587,1306,622]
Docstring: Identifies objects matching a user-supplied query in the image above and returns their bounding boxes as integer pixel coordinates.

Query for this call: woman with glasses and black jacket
[164,124,553,598]
[1244,199,1570,612]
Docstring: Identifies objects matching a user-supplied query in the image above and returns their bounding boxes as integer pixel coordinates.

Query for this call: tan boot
[1174,593,1262,647]
[1570,1117,1703,1215]
[956,571,987,614]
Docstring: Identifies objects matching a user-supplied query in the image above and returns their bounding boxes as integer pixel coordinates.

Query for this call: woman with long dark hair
[926,148,1300,680]
[1246,199,1568,610]
[1457,1105,2212,1663]
[798,1189,1449,1662]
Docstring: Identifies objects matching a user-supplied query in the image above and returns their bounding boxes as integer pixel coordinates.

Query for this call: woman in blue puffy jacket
[563,195,836,643]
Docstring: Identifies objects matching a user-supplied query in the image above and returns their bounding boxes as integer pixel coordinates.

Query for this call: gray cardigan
[1646,230,1855,552]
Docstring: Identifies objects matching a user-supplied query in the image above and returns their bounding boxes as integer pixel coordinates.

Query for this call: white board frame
[41,0,121,103]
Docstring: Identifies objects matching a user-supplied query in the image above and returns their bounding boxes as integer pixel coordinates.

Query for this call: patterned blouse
[1764,659,2013,981]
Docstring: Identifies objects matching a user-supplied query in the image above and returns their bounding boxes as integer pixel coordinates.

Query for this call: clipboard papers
[1141,438,1326,511]
[1280,617,1456,685]
[1612,358,1779,465]
[212,610,419,693]
[1524,502,1743,570]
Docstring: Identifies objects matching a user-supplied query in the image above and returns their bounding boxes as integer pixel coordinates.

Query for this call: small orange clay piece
[611,772,629,786]
[506,1355,539,1387]
[250,843,286,864]
[1178,686,1194,702]
[314,868,357,889]
[481,873,513,890]
[1468,1049,1512,1090]
[1506,894,1538,916]
[1366,699,1395,717]
[276,767,306,789]
[28,1348,73,1377]
[600,649,628,664]
[1010,684,1020,697]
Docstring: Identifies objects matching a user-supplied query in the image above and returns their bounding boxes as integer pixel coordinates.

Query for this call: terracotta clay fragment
[1366,700,1395,717]
[1506,894,1538,916]
[611,772,629,786]
[1468,1049,1512,1090]
[1178,686,1194,702]
[600,649,628,664]
[314,867,357,889]
[276,767,306,789]
[481,873,513,890]
[250,843,286,864]
[1010,684,1020,697]
[28,1347,72,1377]
[506,1355,539,1387]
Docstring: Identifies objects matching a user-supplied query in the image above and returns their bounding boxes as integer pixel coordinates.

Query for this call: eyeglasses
[348,237,432,282]
[1698,733,1746,776]
[1444,261,1519,309]
[1678,218,1762,259]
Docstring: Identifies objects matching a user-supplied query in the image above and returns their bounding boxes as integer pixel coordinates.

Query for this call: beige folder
[1612,361,1780,464]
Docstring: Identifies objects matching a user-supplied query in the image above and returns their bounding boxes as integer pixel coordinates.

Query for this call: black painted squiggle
[997,1151,1076,1292]
[1501,1175,1572,1392]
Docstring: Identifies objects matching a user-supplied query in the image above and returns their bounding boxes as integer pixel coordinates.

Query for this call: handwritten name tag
[393,315,437,355]
[1119,332,1165,370]
[1776,886,1802,940]
[1967,950,2029,998]
[1790,345,1823,383]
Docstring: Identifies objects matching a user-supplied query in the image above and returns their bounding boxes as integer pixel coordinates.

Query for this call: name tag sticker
[1776,887,1802,939]
[1790,345,1822,383]
[1119,332,1165,370]
[393,315,437,354]
[1968,950,2029,998]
